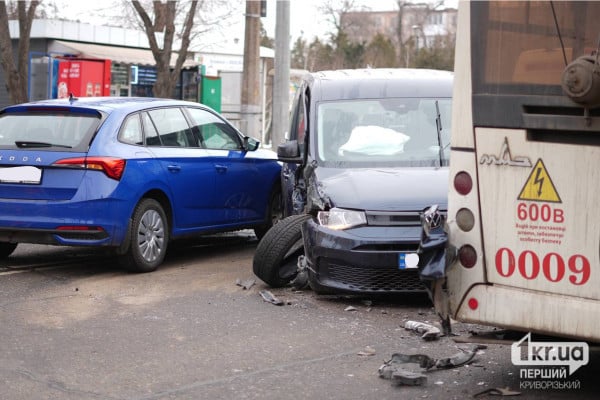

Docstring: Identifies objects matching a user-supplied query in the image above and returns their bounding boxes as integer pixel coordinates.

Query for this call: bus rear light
[456,208,475,231]
[454,171,472,195]
[468,297,479,310]
[458,244,477,268]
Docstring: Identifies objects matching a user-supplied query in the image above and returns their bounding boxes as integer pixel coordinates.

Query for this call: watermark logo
[511,332,589,375]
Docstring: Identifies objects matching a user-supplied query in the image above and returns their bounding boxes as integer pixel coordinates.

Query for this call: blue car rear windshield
[0,112,100,150]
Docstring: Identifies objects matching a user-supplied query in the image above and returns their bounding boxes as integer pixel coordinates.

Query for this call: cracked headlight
[317,208,367,230]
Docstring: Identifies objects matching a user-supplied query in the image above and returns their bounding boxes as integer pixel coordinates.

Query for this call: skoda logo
[0,155,43,163]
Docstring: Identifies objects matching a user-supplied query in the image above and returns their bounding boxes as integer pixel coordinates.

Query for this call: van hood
[312,167,448,211]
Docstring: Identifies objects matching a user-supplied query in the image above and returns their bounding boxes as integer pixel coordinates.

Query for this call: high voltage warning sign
[518,159,562,203]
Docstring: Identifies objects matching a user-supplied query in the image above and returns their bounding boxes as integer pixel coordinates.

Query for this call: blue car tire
[119,198,169,273]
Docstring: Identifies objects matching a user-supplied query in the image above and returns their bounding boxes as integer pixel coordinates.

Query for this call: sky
[54,0,458,53]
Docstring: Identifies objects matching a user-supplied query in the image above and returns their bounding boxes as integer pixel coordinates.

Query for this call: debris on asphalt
[357,346,376,357]
[259,290,284,306]
[474,387,521,397]
[391,370,427,386]
[378,345,487,387]
[434,345,487,369]
[404,320,442,340]
[235,278,256,290]
[345,306,357,312]
[379,358,428,386]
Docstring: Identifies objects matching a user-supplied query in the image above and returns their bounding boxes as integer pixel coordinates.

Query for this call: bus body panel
[476,128,599,299]
[437,0,600,341]
[455,284,600,342]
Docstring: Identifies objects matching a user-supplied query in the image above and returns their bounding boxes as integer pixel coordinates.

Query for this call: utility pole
[272,0,290,149]
[241,0,261,138]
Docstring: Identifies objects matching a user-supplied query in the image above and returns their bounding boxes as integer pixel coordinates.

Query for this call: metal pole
[272,0,290,149]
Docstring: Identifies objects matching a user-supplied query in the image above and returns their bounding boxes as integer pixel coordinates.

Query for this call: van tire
[253,214,310,287]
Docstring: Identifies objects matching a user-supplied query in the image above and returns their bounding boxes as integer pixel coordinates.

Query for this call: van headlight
[317,208,367,230]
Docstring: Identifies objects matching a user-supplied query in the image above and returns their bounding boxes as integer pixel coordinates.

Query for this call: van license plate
[398,253,419,269]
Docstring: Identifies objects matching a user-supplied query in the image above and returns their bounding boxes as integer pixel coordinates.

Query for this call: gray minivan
[254,68,453,294]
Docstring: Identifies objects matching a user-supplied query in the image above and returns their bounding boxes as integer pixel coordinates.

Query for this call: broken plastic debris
[235,278,256,290]
[259,290,284,306]
[379,345,487,387]
[344,306,357,312]
[434,345,487,369]
[405,320,442,340]
[391,370,427,386]
[379,363,427,386]
[357,346,376,356]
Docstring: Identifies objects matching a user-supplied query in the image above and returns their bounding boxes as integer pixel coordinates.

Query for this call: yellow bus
[421,1,600,341]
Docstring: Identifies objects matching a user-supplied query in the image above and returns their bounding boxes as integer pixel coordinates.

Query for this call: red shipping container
[57,59,111,98]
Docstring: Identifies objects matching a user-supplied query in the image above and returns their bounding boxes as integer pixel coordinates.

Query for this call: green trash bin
[200,74,222,113]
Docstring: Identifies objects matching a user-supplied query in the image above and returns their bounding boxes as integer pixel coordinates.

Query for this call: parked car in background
[253,68,452,294]
[0,97,282,272]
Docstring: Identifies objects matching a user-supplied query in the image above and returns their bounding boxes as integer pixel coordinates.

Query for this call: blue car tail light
[52,157,126,180]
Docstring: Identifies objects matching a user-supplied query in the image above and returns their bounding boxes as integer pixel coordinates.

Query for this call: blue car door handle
[215,164,228,173]
[167,165,181,172]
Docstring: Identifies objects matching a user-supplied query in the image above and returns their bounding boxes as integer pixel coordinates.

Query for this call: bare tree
[0,0,39,104]
[396,0,444,67]
[319,0,360,69]
[130,1,197,98]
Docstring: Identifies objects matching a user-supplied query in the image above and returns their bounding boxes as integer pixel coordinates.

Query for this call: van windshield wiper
[434,100,443,167]
[15,141,72,149]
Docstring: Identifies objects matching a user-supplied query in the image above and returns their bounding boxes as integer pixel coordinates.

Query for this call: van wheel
[254,186,283,240]
[253,214,310,287]
[119,199,169,273]
[0,242,17,258]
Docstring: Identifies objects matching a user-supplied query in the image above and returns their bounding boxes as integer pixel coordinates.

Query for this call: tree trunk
[0,0,39,104]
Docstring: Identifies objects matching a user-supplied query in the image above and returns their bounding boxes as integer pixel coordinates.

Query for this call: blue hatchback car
[0,97,282,272]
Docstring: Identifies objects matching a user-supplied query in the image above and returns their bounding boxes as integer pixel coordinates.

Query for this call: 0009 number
[495,248,590,285]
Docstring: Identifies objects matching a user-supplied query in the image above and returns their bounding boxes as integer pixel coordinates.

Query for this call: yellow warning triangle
[518,159,561,203]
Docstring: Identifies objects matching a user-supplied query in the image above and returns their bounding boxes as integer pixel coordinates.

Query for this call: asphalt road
[0,233,598,399]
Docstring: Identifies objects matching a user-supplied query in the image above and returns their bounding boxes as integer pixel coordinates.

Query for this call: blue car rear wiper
[15,141,72,149]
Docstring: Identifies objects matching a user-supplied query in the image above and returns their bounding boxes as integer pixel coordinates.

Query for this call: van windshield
[316,98,452,167]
